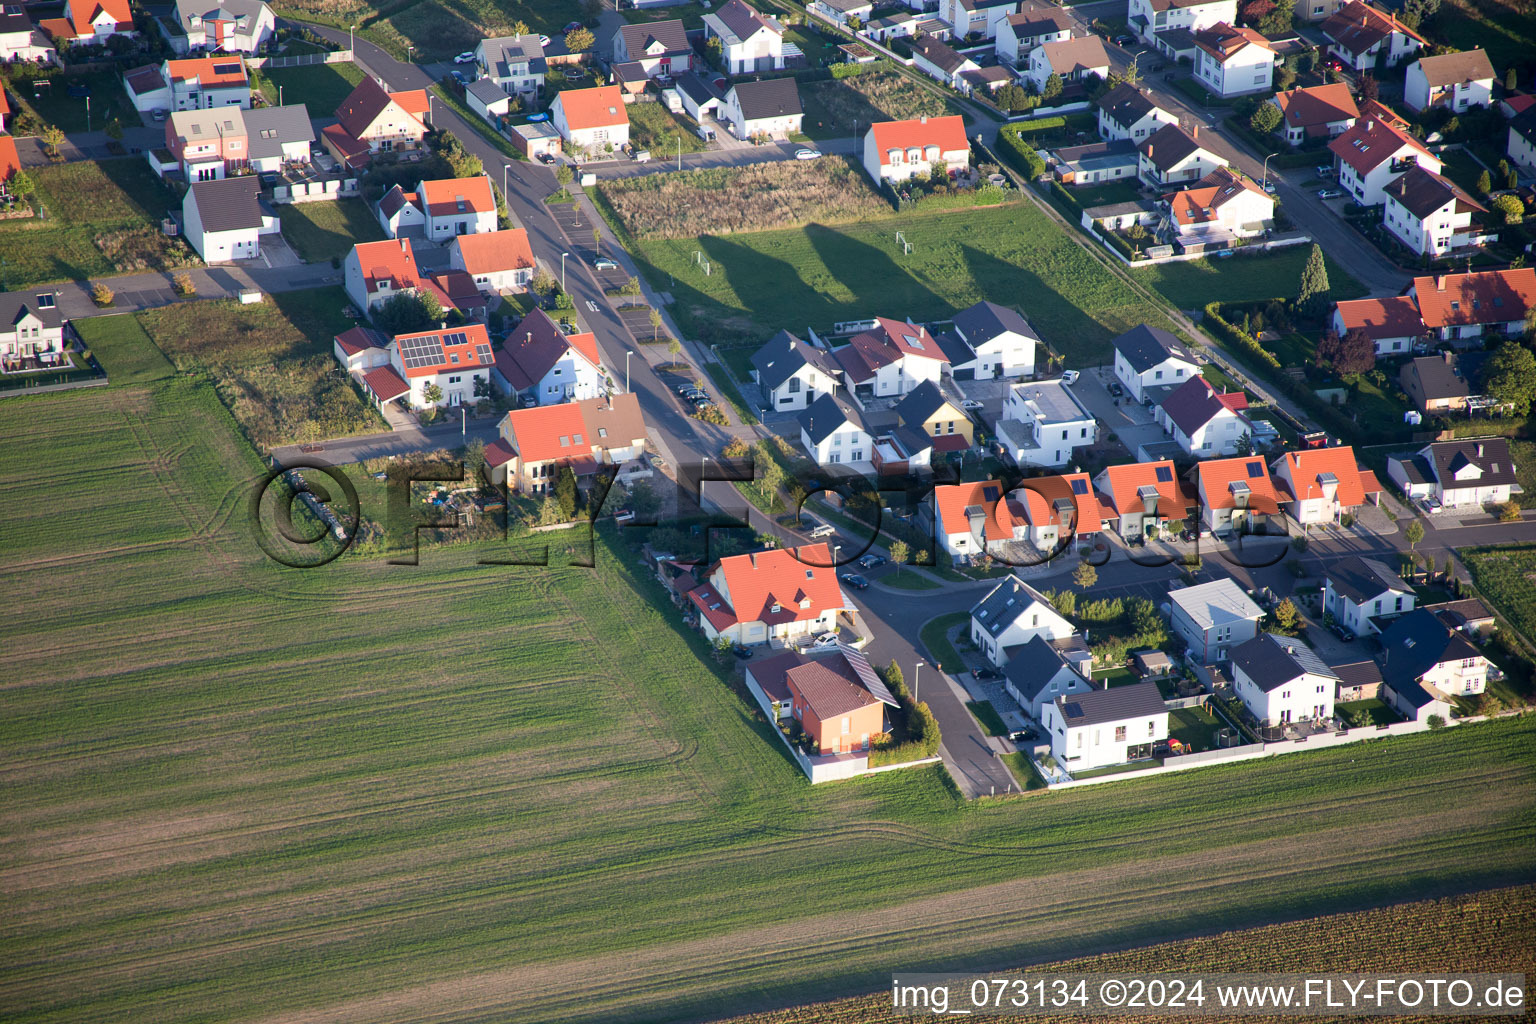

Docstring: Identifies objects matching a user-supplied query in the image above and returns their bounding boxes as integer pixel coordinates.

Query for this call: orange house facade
[789,676,886,754]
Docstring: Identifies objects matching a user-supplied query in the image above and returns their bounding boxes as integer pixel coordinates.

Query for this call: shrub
[996,129,1046,180]
[173,271,196,296]
[694,405,729,426]
[1204,302,1281,371]
[91,282,114,306]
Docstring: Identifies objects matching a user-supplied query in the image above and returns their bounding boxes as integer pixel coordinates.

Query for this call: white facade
[178,1,276,53]
[1114,348,1200,403]
[1167,580,1262,664]
[852,354,945,400]
[1234,663,1337,727]
[702,6,785,73]
[996,379,1097,468]
[720,86,803,139]
[0,22,57,62]
[1025,40,1107,91]
[1414,653,1488,696]
[1129,0,1236,41]
[970,598,1074,667]
[800,418,872,468]
[765,363,838,412]
[940,0,1019,38]
[1157,398,1249,458]
[1383,189,1482,258]
[1509,123,1536,172]
[1404,60,1491,113]
[1098,104,1178,142]
[1328,23,1421,71]
[1006,663,1090,721]
[862,127,971,184]
[1336,146,1441,207]
[1194,37,1275,97]
[1324,580,1413,636]
[1139,140,1225,186]
[995,14,1072,64]
[1043,696,1168,771]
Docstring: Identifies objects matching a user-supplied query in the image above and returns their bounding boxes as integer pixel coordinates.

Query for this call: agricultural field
[622,199,1174,364]
[272,0,585,58]
[1463,544,1536,644]
[596,158,892,240]
[707,885,1536,1024]
[0,159,197,287]
[133,286,385,447]
[627,100,708,158]
[3,373,1536,1024]
[1132,247,1368,310]
[257,60,366,114]
[280,197,387,262]
[800,68,956,141]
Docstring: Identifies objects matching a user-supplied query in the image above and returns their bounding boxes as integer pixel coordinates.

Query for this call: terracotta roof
[1404,350,1484,402]
[1160,375,1247,436]
[451,228,535,276]
[1193,21,1274,62]
[694,544,847,630]
[321,122,370,165]
[1273,445,1371,505]
[935,479,1019,541]
[334,326,388,356]
[484,438,517,467]
[0,85,11,120]
[1096,461,1194,519]
[1197,456,1280,512]
[1332,295,1424,339]
[786,655,886,720]
[495,307,603,391]
[1413,48,1494,87]
[390,323,494,379]
[1166,166,1269,225]
[166,56,249,87]
[335,77,425,140]
[1017,473,1108,536]
[499,392,645,465]
[68,0,132,35]
[1321,0,1425,56]
[352,237,425,293]
[1036,35,1110,75]
[393,89,430,119]
[554,85,628,131]
[1139,123,1207,172]
[833,318,946,381]
[1272,83,1359,132]
[0,135,20,183]
[124,64,166,96]
[38,16,77,39]
[1411,268,1536,328]
[362,364,409,401]
[1385,164,1485,220]
[868,114,968,161]
[429,270,485,311]
[1327,113,1432,175]
[417,174,495,216]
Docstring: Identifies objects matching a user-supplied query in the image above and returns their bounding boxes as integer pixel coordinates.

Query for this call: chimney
[1477,442,1485,457]
[400,238,408,252]
[920,114,928,124]
[1436,276,1446,291]
[1192,124,1199,138]
[1442,350,1454,364]
[1147,144,1154,158]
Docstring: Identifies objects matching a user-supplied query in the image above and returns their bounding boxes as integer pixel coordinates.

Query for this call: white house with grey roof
[466,78,514,125]
[970,577,1075,668]
[1043,681,1169,771]
[995,378,1097,468]
[1004,634,1092,722]
[1231,632,1339,727]
[941,299,1037,380]
[173,0,275,53]
[940,0,1019,38]
[751,330,840,412]
[702,0,786,73]
[242,103,313,171]
[1156,375,1250,458]
[1112,323,1202,403]
[1379,610,1486,721]
[912,35,979,88]
[1386,438,1518,509]
[721,78,802,139]
[1323,555,1414,636]
[1097,82,1180,142]
[798,393,873,469]
[0,292,66,372]
[475,33,546,99]
[182,174,275,261]
[613,19,694,78]
[1167,578,1262,664]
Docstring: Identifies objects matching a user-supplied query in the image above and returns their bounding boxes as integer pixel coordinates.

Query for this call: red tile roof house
[1407,267,1536,343]
[346,323,496,411]
[831,316,949,404]
[1155,374,1251,457]
[743,646,902,777]
[1330,295,1426,356]
[484,391,648,493]
[1163,166,1274,248]
[688,543,852,647]
[375,174,498,241]
[933,479,1028,565]
[322,76,430,169]
[343,237,462,318]
[492,307,608,406]
[1321,0,1425,71]
[861,115,970,185]
[448,228,536,294]
[1012,471,1112,547]
[1326,103,1441,206]
[1092,459,1195,540]
[1195,454,1281,534]
[40,0,134,44]
[550,84,630,154]
[124,56,251,116]
[1269,445,1382,525]
[1268,83,1359,146]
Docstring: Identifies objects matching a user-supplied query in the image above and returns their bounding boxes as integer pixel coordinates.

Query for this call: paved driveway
[1076,367,1167,456]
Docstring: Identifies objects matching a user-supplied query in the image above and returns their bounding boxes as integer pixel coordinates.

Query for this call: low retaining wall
[1093,231,1313,268]
[272,178,360,204]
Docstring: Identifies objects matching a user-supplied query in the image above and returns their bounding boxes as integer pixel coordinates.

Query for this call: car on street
[1113,33,1134,45]
[808,523,837,539]
[454,51,476,64]
[1108,381,1124,396]
[1315,164,1334,177]
[1317,188,1345,200]
[1060,369,1080,384]
[1331,622,1357,643]
[971,666,1002,680]
[857,553,886,569]
[539,34,551,47]
[1263,180,1277,194]
[839,573,870,590]
[794,148,822,160]
[960,398,985,410]
[593,256,619,270]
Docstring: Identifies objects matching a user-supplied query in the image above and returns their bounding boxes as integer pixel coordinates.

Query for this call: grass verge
[920,610,969,674]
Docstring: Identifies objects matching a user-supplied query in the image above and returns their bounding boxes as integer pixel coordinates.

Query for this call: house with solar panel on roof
[1043,681,1169,772]
[1111,324,1201,404]
[337,323,497,411]
[1195,455,1281,534]
[1093,460,1195,541]
[1231,632,1339,728]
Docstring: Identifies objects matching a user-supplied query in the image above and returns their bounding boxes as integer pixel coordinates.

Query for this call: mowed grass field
[3,374,1536,1022]
[1131,247,1369,310]
[279,198,387,263]
[631,201,1172,365]
[258,61,366,114]
[709,885,1536,1024]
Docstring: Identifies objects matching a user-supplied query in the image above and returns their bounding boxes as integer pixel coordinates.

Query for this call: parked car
[633,149,651,163]
[454,51,476,64]
[1317,188,1345,200]
[960,398,985,410]
[794,148,822,160]
[971,666,1002,680]
[1263,180,1277,195]
[690,396,714,410]
[857,553,886,569]
[731,644,753,660]
[1113,33,1135,45]
[564,20,583,32]
[450,70,469,85]
[839,573,870,590]
[537,152,556,164]
[676,382,701,395]
[593,256,619,270]
[539,34,551,47]
[1331,622,1357,643]
[811,632,840,649]
[1315,164,1334,178]
[1425,496,1443,512]
[1108,381,1123,396]
[1060,369,1080,384]
[808,523,837,539]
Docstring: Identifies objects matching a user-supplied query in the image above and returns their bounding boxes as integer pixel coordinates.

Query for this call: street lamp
[349,22,355,53]
[625,349,632,393]
[1261,151,1277,192]
[914,659,924,702]
[560,251,570,294]
[406,43,413,63]
[84,94,90,133]
[502,163,513,220]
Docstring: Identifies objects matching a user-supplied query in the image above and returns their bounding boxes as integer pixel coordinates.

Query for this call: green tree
[1249,101,1282,135]
[1072,559,1097,589]
[1492,193,1525,225]
[1506,66,1519,91]
[1271,597,1300,636]
[537,495,564,525]
[1476,167,1493,195]
[555,164,573,186]
[884,659,905,694]
[7,168,35,197]
[104,117,124,142]
[1042,73,1063,102]
[566,26,595,52]
[592,226,602,257]
[420,381,443,407]
[704,35,723,70]
[374,291,438,335]
[629,479,658,518]
[888,538,910,575]
[510,19,531,35]
[1295,243,1332,318]
[1498,499,1521,522]
[1480,340,1536,414]
[40,124,65,156]
[554,466,579,519]
[531,269,556,296]
[653,308,667,343]
[463,436,486,481]
[1404,519,1424,551]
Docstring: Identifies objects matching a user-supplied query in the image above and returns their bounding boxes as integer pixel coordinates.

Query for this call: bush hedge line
[869,669,942,767]
[996,129,1046,180]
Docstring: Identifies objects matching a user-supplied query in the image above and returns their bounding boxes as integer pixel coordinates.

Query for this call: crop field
[0,159,197,286]
[2,371,1536,1023]
[271,0,576,58]
[624,200,1174,364]
[279,197,387,262]
[1131,247,1368,310]
[132,287,386,447]
[1463,545,1536,643]
[800,69,954,142]
[596,158,892,240]
[707,885,1536,1024]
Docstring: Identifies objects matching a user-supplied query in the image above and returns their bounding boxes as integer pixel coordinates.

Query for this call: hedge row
[996,129,1046,180]
[830,57,893,79]
[1202,302,1282,372]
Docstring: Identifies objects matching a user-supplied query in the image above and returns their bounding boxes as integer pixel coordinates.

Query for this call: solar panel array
[1070,478,1088,495]
[1155,465,1174,482]
[213,62,242,75]
[443,331,469,346]
[398,334,445,370]
[1247,460,1264,478]
[475,343,494,365]
[982,484,1000,502]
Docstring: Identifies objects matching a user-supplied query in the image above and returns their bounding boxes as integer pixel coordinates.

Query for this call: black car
[1108,382,1124,397]
[1331,622,1356,643]
[857,553,886,569]
[731,644,753,660]
[839,573,870,590]
[971,666,1002,680]
[689,395,713,409]
[537,152,556,165]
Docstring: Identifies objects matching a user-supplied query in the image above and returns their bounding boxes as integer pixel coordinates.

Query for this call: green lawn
[1464,545,1536,645]
[630,201,1175,363]
[430,83,526,162]
[967,700,1009,737]
[1070,180,1147,209]
[5,70,141,133]
[628,100,707,157]
[1001,751,1048,790]
[73,314,175,384]
[1093,666,1137,687]
[1168,704,1226,753]
[1132,248,1368,310]
[0,159,196,286]
[280,198,387,263]
[1337,699,1402,727]
[4,372,1536,1022]
[258,61,366,114]
[621,0,711,30]
[920,610,970,673]
[1271,330,1317,368]
[883,571,941,590]
[1438,147,1489,197]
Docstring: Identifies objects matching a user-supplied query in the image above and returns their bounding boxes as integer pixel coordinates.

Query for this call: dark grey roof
[1332,659,1383,688]
[674,70,726,105]
[1512,106,1536,146]
[892,379,952,425]
[481,33,547,78]
[1426,437,1517,489]
[913,35,969,75]
[188,175,263,231]
[797,392,865,445]
[0,9,35,32]
[1232,632,1339,693]
[1098,82,1162,128]
[1052,137,1138,165]
[1139,123,1204,172]
[1425,598,1495,629]
[1326,555,1410,604]
[619,19,690,57]
[970,576,1057,639]
[1390,452,1433,486]
[1379,609,1481,693]
[1385,165,1484,220]
[1002,634,1075,702]
[934,330,978,366]
[751,330,838,391]
[1159,376,1233,437]
[0,292,64,330]
[952,299,1036,347]
[730,77,801,121]
[467,78,509,105]
[242,103,313,160]
[1113,323,1194,373]
[1055,680,1167,728]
